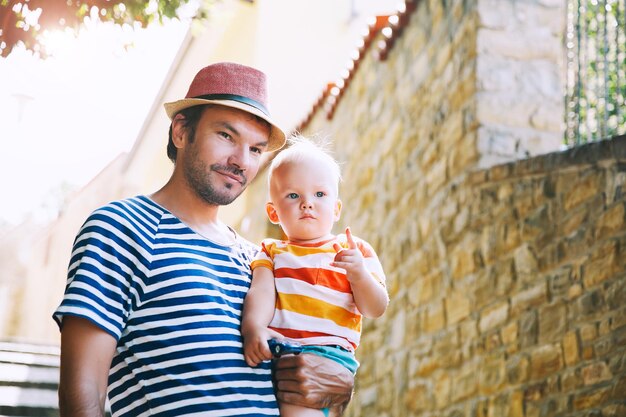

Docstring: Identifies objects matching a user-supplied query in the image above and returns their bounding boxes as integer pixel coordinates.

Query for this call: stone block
[602,403,626,417]
[580,323,599,342]
[479,353,506,394]
[538,302,567,343]
[594,203,625,240]
[501,321,518,349]
[562,367,583,391]
[511,283,548,315]
[548,266,573,298]
[562,171,603,211]
[606,274,626,310]
[479,301,509,333]
[450,245,478,280]
[582,362,613,386]
[403,381,433,412]
[575,290,606,318]
[563,330,580,366]
[451,363,478,402]
[476,27,561,62]
[433,372,451,409]
[573,385,612,410]
[445,290,471,324]
[520,310,539,348]
[530,344,564,380]
[514,244,539,283]
[582,240,618,288]
[423,300,446,333]
[612,306,626,330]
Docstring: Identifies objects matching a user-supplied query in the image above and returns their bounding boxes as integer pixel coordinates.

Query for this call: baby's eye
[315,191,326,197]
[287,193,299,199]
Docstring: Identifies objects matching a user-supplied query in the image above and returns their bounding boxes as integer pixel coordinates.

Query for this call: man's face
[177,105,270,206]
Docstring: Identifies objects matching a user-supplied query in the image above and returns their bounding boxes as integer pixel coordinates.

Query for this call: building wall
[240,0,626,415]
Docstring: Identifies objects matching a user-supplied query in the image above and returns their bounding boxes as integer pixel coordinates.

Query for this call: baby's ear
[334,199,342,221]
[266,202,280,224]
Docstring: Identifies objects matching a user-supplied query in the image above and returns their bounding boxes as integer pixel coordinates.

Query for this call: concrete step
[0,386,58,416]
[0,341,60,417]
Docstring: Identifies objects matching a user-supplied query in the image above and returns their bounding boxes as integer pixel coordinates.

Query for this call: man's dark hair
[167,105,207,163]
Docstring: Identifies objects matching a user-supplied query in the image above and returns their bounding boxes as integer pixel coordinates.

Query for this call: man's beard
[184,158,248,206]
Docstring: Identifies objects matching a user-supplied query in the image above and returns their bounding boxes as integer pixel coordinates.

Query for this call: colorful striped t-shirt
[250,235,386,352]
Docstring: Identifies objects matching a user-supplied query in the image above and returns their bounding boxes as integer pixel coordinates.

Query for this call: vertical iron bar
[576,0,583,144]
[615,0,626,134]
[603,0,609,139]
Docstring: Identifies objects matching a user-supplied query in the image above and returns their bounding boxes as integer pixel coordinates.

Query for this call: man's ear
[266,202,280,224]
[334,199,342,221]
[171,114,187,148]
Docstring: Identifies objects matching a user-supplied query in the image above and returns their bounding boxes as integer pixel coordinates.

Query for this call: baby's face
[268,159,341,243]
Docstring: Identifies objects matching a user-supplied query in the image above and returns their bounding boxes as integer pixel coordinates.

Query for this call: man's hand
[273,353,354,416]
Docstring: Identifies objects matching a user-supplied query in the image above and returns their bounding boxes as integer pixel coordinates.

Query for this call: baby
[242,136,389,417]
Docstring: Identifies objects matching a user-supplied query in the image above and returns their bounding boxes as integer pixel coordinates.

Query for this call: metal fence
[565,0,626,145]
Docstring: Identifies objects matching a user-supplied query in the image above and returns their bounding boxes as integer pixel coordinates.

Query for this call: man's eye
[316,191,326,197]
[287,193,299,199]
[250,147,262,155]
[218,132,232,140]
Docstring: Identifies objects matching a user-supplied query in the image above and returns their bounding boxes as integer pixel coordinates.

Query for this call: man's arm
[273,353,355,416]
[59,316,117,417]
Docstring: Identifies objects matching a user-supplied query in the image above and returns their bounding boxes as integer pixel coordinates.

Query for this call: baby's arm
[332,228,389,318]
[242,266,279,366]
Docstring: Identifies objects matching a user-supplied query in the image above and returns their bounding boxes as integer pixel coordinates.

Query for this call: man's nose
[228,146,249,171]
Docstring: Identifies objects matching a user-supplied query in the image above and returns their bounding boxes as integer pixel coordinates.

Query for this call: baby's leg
[279,402,326,417]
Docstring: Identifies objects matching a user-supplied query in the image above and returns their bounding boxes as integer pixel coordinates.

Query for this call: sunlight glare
[39,28,76,56]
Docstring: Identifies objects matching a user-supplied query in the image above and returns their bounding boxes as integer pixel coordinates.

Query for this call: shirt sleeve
[357,238,387,287]
[52,203,145,340]
[250,239,275,271]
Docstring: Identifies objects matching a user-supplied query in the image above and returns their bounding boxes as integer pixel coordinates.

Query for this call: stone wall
[240,0,626,415]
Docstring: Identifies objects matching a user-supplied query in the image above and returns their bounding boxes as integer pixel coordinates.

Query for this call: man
[54,62,354,417]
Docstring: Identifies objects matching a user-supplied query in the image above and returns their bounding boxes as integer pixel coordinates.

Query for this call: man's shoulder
[80,196,167,242]
[235,234,261,256]
[90,196,164,223]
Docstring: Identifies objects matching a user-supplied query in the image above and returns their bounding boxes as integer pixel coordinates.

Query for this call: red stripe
[275,267,352,293]
[269,327,357,350]
[270,327,332,339]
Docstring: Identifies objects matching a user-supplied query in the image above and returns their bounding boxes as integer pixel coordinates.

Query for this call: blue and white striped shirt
[53,196,278,416]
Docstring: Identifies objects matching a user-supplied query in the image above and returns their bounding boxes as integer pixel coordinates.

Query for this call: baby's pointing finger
[345,227,357,249]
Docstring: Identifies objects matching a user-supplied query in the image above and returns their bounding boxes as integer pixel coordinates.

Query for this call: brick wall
[239,0,626,415]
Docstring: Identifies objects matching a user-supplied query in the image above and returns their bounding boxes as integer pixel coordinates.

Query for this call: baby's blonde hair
[267,135,342,191]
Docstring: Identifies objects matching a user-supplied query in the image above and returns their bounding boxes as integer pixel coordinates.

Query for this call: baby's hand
[243,327,280,367]
[331,227,368,283]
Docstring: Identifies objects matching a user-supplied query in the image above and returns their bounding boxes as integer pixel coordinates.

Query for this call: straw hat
[164,62,286,152]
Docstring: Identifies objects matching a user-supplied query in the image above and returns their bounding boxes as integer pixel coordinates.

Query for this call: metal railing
[565,0,626,145]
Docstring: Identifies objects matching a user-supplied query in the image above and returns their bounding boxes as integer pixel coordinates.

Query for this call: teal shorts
[300,345,359,374]
[300,345,359,417]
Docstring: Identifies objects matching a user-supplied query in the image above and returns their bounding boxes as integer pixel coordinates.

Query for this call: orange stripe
[251,259,273,270]
[272,244,336,257]
[276,293,361,330]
